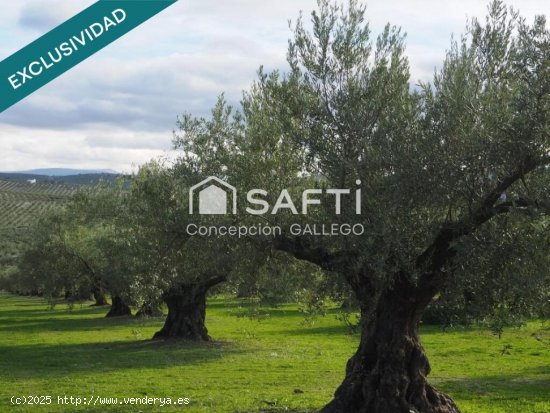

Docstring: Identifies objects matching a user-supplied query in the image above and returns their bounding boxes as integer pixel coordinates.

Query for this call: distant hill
[11,168,119,176]
[0,172,119,186]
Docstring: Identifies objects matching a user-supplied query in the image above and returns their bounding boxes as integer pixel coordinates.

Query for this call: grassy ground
[0,292,548,413]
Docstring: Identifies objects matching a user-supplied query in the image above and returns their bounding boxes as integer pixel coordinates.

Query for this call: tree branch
[202,275,227,291]
[416,154,550,291]
[273,236,342,271]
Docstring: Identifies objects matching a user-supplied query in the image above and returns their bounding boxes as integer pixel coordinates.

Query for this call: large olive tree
[282,2,549,411]
[178,1,549,411]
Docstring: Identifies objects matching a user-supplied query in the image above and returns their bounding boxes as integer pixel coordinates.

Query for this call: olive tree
[127,162,241,340]
[282,2,549,411]
[179,1,549,411]
[12,183,137,315]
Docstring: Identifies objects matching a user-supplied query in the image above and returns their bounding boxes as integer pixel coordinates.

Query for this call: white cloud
[18,0,87,32]
[0,0,546,171]
[0,124,174,173]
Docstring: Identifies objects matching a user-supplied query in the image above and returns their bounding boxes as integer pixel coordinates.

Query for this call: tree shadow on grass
[0,306,110,319]
[280,323,515,338]
[0,294,112,318]
[234,409,315,413]
[279,325,350,336]
[0,338,245,380]
[0,311,160,333]
[435,371,550,405]
[0,296,165,333]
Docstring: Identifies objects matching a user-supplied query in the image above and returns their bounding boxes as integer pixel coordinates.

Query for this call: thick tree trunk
[91,285,108,306]
[153,284,210,341]
[322,276,460,413]
[153,276,226,341]
[106,296,132,317]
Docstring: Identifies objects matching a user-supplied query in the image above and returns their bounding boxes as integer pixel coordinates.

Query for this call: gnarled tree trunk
[153,276,226,341]
[91,285,107,306]
[322,275,460,413]
[106,295,132,317]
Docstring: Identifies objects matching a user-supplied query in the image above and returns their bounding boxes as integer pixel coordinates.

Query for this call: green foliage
[485,304,527,339]
[298,290,329,327]
[334,307,361,335]
[4,181,132,303]
[173,0,550,325]
[0,266,17,292]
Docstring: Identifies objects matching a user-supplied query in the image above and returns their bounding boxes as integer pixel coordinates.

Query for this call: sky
[0,0,545,173]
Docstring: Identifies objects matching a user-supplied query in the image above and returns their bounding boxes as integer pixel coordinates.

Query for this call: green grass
[0,292,548,413]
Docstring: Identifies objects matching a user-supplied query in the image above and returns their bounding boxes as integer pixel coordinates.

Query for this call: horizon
[0,167,119,175]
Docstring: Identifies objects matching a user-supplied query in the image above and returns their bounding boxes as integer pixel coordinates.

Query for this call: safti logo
[187,176,365,237]
[189,176,362,216]
[189,177,237,215]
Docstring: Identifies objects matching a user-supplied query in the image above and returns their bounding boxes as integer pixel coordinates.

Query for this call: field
[0,180,73,228]
[0,292,548,413]
[0,180,74,268]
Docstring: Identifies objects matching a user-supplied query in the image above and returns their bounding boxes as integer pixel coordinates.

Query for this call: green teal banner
[0,0,177,113]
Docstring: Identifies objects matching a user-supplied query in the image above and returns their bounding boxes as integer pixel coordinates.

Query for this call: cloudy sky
[0,0,545,173]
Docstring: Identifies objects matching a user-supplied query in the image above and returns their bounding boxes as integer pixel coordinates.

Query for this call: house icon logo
[189,176,237,215]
